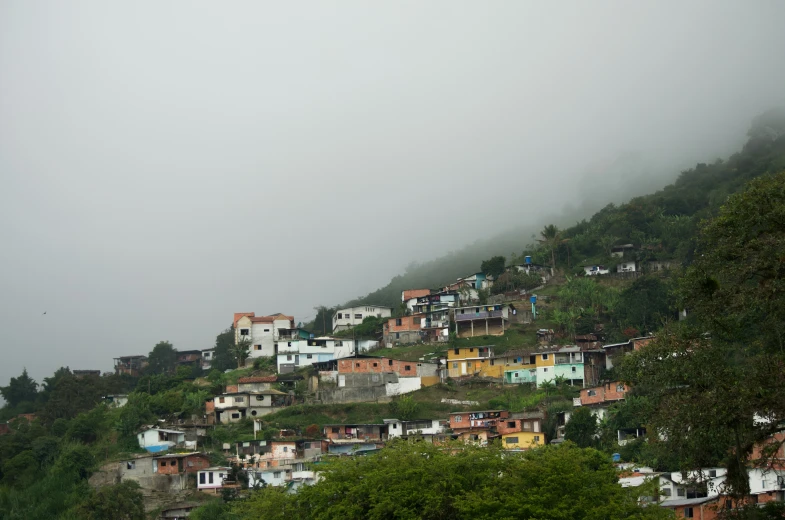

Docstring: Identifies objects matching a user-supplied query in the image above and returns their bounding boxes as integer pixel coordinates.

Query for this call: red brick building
[580,382,629,406]
[449,410,509,434]
[153,453,211,475]
[383,315,425,346]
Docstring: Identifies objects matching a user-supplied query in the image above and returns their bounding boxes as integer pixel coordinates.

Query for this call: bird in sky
[42,311,47,315]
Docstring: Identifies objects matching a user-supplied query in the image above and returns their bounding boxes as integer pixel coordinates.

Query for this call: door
[295,355,299,365]
[461,362,467,375]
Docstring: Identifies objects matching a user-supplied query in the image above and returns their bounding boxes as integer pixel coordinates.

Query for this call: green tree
[621,171,785,497]
[0,368,38,408]
[538,224,562,270]
[480,255,506,279]
[564,406,598,448]
[68,480,145,520]
[224,442,673,520]
[147,341,178,375]
[211,327,237,372]
[615,276,674,334]
[232,337,252,369]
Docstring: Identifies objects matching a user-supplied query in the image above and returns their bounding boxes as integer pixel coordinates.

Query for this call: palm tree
[538,224,562,270]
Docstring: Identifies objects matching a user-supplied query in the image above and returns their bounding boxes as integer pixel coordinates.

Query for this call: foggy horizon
[2,1,785,386]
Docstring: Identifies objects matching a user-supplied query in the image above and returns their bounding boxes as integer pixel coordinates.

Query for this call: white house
[583,265,609,276]
[197,466,232,491]
[616,261,637,273]
[332,306,392,332]
[234,312,295,360]
[384,418,446,439]
[201,348,214,369]
[276,337,356,373]
[137,427,185,453]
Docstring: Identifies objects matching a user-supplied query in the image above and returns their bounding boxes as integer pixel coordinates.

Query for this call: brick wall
[580,382,628,405]
[386,315,423,333]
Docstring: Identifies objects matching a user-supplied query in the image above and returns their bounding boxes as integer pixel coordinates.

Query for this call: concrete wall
[385,377,422,396]
[317,373,396,404]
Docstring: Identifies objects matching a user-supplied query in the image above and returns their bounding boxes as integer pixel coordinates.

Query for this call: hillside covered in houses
[2,111,785,519]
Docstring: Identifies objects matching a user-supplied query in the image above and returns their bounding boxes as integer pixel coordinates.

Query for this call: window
[543,368,548,372]
[413,317,421,325]
[372,362,378,367]
[514,372,519,377]
[405,365,411,371]
[209,472,214,484]
[455,416,462,422]
[337,313,343,319]
[677,488,686,497]
[616,384,625,392]
[542,354,548,360]
[505,437,519,444]
[507,421,516,428]
[288,342,292,347]
[126,461,135,470]
[571,366,577,372]
[335,341,343,347]
[251,410,257,416]
[264,328,270,332]
[254,345,261,350]
[389,359,394,366]
[256,395,265,401]
[283,447,288,452]
[533,435,540,442]
[231,413,240,419]
[587,389,596,396]
[661,487,672,496]
[396,318,402,326]
[235,397,245,403]
[683,507,693,518]
[219,397,225,403]
[467,362,473,368]
[355,314,362,319]
[200,472,206,484]
[469,348,474,352]
[171,460,177,466]
[307,354,313,359]
[273,471,281,478]
[356,363,361,367]
[709,470,717,477]
[396,333,400,339]
[287,355,292,361]
[331,427,339,433]
[240,329,249,336]
[453,362,458,368]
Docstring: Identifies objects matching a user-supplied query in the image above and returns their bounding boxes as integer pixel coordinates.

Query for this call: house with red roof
[233,312,296,362]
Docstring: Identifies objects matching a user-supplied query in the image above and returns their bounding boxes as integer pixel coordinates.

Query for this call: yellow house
[447,346,494,378]
[478,349,537,379]
[501,431,543,450]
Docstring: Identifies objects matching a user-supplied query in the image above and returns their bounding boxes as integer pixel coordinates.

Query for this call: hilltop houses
[332,306,392,332]
[234,312,296,360]
[454,304,509,338]
[383,315,424,346]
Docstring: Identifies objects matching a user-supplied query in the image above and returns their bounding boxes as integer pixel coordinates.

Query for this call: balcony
[454,310,503,322]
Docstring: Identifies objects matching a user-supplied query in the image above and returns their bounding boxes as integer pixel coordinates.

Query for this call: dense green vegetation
[193,441,673,520]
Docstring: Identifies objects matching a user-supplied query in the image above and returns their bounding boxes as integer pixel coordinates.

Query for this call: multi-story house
[412,292,459,342]
[275,337,355,373]
[446,346,494,378]
[332,306,392,332]
[211,389,291,424]
[402,289,431,313]
[323,423,388,454]
[574,382,629,420]
[497,411,545,450]
[233,312,296,360]
[383,314,424,346]
[449,410,509,446]
[114,355,148,377]
[453,304,509,338]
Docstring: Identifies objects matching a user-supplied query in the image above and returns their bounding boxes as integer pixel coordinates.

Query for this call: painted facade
[447,346,494,378]
[234,312,296,360]
[454,304,509,338]
[276,337,355,373]
[332,306,392,332]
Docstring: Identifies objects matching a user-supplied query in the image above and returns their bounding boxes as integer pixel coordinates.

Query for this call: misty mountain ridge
[333,109,785,312]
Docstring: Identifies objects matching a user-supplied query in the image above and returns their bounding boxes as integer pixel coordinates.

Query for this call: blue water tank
[612,453,621,462]
[524,256,532,264]
[530,295,537,304]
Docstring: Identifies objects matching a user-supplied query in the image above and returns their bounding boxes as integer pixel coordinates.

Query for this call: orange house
[580,382,629,406]
[383,315,424,345]
[153,453,211,475]
[449,410,509,434]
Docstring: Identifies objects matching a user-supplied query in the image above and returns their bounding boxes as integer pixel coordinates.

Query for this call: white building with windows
[332,306,392,332]
[233,312,295,360]
[276,337,356,373]
[197,466,232,491]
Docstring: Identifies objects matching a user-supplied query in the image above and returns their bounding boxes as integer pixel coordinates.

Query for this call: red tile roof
[238,376,278,383]
[234,312,255,327]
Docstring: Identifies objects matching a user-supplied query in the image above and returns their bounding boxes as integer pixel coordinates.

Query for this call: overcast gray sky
[2,1,785,386]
